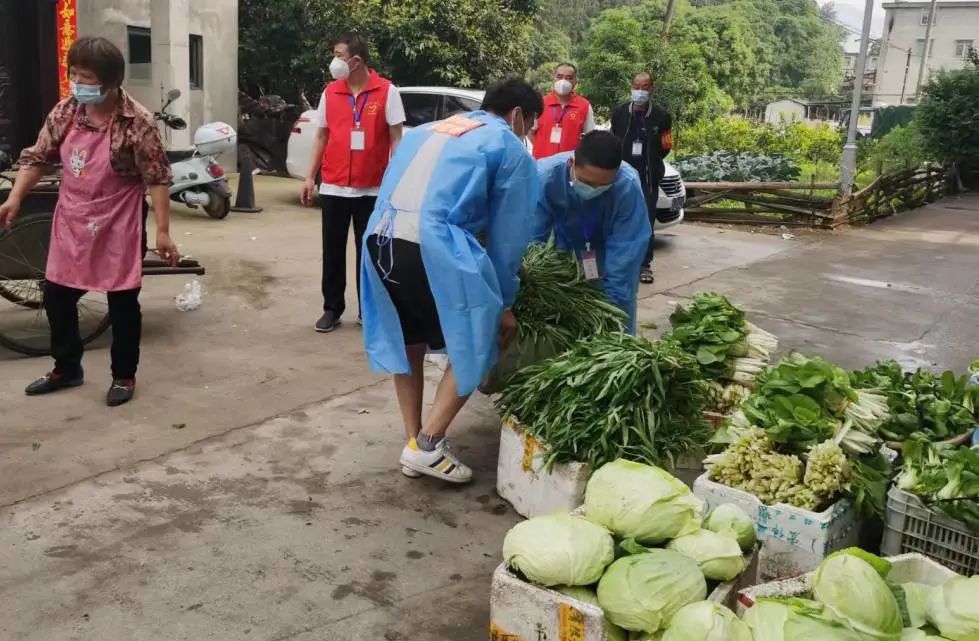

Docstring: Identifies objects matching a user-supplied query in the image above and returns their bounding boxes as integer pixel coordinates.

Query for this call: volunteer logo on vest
[366,102,380,116]
[69,148,88,178]
[568,112,578,121]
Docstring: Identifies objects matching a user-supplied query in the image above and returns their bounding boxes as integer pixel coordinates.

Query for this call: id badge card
[632,141,644,157]
[550,126,563,145]
[351,126,366,151]
[581,248,600,281]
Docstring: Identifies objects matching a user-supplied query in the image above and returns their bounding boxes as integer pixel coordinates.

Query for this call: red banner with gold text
[56,0,78,99]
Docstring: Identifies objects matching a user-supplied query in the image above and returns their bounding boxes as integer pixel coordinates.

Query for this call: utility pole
[915,0,938,97]
[899,48,912,104]
[840,0,874,195]
[661,0,678,45]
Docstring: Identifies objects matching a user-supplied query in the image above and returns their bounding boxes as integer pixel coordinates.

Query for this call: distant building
[763,99,847,125]
[874,0,979,105]
[0,0,238,161]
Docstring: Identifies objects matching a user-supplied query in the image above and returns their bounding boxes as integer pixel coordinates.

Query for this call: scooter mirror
[167,89,182,102]
[169,117,188,131]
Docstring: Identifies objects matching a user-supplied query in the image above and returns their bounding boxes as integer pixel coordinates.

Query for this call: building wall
[76,0,237,165]
[764,100,807,124]
[875,1,979,105]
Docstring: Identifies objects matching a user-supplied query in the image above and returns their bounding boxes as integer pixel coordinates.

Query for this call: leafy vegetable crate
[693,473,859,581]
[734,553,957,617]
[496,420,589,519]
[880,485,979,576]
[490,550,758,641]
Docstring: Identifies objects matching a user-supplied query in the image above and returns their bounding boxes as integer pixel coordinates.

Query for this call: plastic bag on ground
[175,279,202,311]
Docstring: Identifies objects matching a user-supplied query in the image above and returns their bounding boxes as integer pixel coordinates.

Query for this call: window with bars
[189,34,203,89]
[955,40,975,58]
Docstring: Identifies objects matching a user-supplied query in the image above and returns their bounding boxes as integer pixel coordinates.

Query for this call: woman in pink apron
[0,37,178,406]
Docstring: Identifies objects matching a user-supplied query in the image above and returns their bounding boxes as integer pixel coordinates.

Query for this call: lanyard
[348,92,370,127]
[578,200,600,250]
[551,104,570,126]
[632,110,647,137]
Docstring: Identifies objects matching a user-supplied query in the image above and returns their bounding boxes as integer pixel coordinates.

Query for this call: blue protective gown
[532,152,651,333]
[360,112,540,396]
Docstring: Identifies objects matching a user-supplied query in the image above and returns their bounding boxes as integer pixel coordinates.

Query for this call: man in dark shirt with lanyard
[610,71,672,284]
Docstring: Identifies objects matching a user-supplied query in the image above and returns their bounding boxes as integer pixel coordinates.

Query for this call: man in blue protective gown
[360,78,543,484]
[532,131,651,334]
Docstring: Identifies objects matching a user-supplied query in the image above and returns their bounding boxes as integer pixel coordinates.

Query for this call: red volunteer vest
[532,92,590,160]
[321,70,393,188]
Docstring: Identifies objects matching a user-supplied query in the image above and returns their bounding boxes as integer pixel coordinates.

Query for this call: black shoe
[25,370,84,396]
[640,268,655,284]
[315,311,341,333]
[106,379,135,407]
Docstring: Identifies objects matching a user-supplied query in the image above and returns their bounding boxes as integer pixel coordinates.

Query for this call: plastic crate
[880,485,979,576]
[735,553,958,616]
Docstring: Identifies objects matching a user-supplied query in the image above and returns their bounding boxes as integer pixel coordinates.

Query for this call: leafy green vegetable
[502,512,614,587]
[584,460,703,544]
[486,243,627,390]
[898,439,979,532]
[674,152,801,182]
[664,292,777,387]
[597,550,707,634]
[497,335,711,470]
[661,601,753,641]
[851,360,979,442]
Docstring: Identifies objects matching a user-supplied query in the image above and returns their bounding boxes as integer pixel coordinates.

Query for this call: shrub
[858,122,933,175]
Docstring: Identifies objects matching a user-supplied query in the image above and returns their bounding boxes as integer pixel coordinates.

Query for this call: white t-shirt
[530,103,597,136]
[315,85,407,198]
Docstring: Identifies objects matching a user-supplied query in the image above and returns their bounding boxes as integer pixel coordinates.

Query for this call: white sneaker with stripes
[400,437,473,483]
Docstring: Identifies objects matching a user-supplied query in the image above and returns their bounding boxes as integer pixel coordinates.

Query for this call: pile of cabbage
[743,548,979,641]
[502,460,757,638]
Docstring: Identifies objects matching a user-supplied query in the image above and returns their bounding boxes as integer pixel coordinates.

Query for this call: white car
[286,86,684,229]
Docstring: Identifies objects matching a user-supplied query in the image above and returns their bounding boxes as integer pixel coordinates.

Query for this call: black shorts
[366,236,446,350]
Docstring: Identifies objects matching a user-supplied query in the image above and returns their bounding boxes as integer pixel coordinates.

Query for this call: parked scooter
[154,89,236,219]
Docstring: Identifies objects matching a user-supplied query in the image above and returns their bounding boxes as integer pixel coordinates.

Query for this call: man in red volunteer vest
[301,32,405,333]
[532,62,596,160]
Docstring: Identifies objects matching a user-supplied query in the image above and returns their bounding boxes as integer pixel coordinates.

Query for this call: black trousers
[640,174,659,269]
[321,194,376,317]
[45,281,142,380]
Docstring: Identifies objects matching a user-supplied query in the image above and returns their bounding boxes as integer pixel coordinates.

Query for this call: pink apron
[46,114,144,292]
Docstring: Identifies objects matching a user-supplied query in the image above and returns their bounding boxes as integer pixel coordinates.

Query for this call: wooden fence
[683,165,955,229]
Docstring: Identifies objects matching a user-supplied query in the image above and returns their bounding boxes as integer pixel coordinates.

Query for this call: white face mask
[508,108,528,142]
[329,57,350,80]
[554,79,573,96]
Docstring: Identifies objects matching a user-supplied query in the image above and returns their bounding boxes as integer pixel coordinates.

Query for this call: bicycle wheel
[0,216,111,356]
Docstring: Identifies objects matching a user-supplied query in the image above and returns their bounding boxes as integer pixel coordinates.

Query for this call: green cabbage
[900,629,949,641]
[555,586,627,641]
[660,601,752,641]
[702,503,757,551]
[503,512,614,587]
[743,598,868,641]
[812,552,903,640]
[901,582,935,630]
[584,460,703,544]
[666,529,746,581]
[597,550,707,633]
[927,576,979,641]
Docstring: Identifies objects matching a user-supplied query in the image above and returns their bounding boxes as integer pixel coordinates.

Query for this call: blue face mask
[571,171,613,200]
[631,89,650,104]
[71,81,106,105]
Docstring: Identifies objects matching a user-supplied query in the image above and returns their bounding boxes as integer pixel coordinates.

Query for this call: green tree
[915,53,979,169]
[239,0,539,99]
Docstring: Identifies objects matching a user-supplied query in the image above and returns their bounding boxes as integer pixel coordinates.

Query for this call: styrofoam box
[693,473,860,581]
[491,548,759,641]
[496,420,590,519]
[734,553,959,617]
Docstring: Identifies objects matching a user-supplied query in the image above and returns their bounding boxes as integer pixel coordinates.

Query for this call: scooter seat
[166,149,197,163]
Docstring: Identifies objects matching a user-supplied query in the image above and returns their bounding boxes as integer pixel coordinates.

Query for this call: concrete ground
[1,177,976,641]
